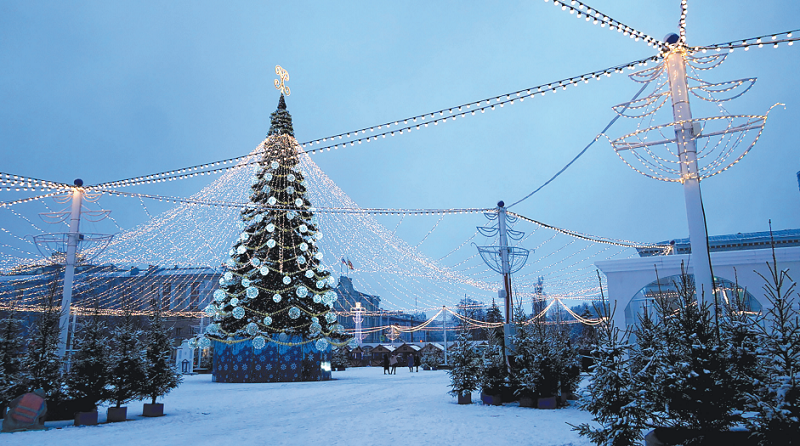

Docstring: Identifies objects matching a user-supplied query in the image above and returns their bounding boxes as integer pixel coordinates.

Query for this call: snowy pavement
[5,367,593,446]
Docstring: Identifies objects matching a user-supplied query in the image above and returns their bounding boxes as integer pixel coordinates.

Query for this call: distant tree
[107,294,146,408]
[141,299,181,405]
[0,303,25,414]
[66,297,110,410]
[21,276,65,404]
[331,347,350,370]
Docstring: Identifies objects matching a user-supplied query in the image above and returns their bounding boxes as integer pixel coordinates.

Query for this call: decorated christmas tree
[201,92,345,381]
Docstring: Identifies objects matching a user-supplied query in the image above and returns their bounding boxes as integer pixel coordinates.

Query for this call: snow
[4,368,593,446]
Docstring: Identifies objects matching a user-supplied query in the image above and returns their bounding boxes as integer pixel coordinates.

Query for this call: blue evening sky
[1,1,798,293]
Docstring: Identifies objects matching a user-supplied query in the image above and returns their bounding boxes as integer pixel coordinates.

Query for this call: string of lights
[692,30,798,53]
[545,0,665,51]
[75,56,661,191]
[508,211,669,249]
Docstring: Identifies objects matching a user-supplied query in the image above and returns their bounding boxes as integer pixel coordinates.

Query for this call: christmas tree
[202,93,343,355]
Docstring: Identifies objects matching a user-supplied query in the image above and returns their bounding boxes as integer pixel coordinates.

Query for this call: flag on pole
[347,259,354,270]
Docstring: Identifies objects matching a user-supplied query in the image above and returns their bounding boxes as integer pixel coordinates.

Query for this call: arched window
[624,274,761,328]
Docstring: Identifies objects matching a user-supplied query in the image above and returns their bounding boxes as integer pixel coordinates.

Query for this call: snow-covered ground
[5,368,594,446]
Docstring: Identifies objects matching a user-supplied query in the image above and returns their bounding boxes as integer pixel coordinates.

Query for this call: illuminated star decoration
[274,65,291,96]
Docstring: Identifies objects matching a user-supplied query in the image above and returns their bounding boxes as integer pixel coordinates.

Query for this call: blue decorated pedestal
[212,337,332,383]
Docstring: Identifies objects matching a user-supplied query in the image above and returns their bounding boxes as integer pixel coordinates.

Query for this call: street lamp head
[73,178,84,187]
[497,200,505,208]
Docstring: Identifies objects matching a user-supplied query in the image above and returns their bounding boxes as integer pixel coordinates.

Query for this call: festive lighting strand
[546,0,665,51]
[0,172,70,191]
[0,192,65,209]
[80,56,661,191]
[679,0,688,45]
[507,211,668,249]
[693,30,799,53]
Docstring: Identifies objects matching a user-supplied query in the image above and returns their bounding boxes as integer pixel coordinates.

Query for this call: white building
[596,229,800,330]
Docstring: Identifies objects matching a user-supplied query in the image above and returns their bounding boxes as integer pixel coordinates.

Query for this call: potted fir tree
[65,299,109,426]
[106,296,146,422]
[140,300,181,417]
[479,329,506,406]
[448,330,480,404]
[331,347,349,372]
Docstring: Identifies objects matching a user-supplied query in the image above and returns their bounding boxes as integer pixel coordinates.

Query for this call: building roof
[636,228,800,257]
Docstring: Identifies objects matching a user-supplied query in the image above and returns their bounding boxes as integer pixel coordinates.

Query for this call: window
[162,283,171,310]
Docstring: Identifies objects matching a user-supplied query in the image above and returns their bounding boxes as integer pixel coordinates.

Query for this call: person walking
[414,354,420,372]
[407,354,414,372]
[389,353,398,374]
[382,353,390,375]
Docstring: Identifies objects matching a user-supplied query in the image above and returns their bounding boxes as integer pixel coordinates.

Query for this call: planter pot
[106,406,127,422]
[457,393,472,405]
[74,410,98,426]
[480,392,502,406]
[519,396,535,408]
[537,396,557,409]
[143,403,164,417]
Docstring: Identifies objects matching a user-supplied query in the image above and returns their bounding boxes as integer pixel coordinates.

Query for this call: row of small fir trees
[449,303,581,405]
[0,284,181,418]
[576,253,800,446]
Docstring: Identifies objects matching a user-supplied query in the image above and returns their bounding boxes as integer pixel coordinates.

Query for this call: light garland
[545,0,665,51]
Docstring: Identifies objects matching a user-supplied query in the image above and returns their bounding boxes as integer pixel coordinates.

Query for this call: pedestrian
[389,353,398,374]
[414,354,420,372]
[382,354,389,375]
[407,354,414,372]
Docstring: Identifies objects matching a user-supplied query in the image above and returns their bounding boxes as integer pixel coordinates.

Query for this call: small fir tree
[628,296,670,427]
[21,276,65,403]
[479,326,507,396]
[512,307,547,400]
[574,305,646,445]
[448,329,480,398]
[0,304,25,414]
[754,240,800,445]
[718,275,764,419]
[421,350,440,369]
[65,298,110,411]
[107,295,146,408]
[331,347,350,370]
[656,267,739,431]
[141,300,182,405]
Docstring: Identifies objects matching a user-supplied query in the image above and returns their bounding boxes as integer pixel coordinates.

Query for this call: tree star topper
[274,65,291,96]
